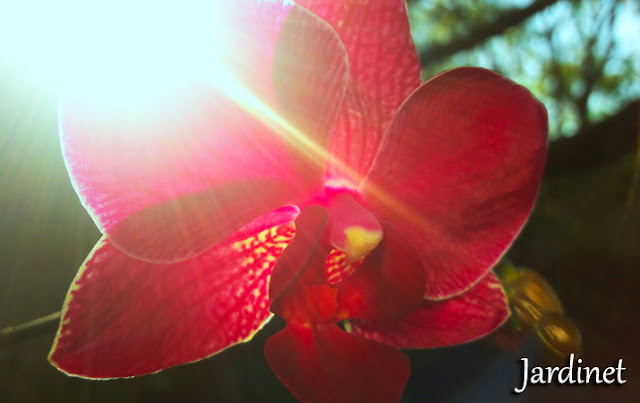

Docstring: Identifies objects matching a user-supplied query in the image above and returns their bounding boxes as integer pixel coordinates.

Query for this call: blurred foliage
[408,0,640,138]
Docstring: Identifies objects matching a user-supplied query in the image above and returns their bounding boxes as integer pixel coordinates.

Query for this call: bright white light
[1,0,233,104]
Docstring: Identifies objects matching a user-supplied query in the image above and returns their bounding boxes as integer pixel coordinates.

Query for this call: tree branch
[418,0,564,67]
[0,311,60,347]
[545,100,639,177]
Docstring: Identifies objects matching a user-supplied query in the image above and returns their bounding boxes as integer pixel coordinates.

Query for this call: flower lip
[265,204,423,402]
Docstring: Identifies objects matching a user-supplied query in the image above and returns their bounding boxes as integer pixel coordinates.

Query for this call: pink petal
[61,1,348,262]
[297,0,421,186]
[349,271,510,349]
[265,325,410,403]
[49,207,297,378]
[336,222,424,320]
[360,67,548,299]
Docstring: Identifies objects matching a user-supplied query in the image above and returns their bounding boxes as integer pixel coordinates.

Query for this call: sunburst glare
[2,0,234,107]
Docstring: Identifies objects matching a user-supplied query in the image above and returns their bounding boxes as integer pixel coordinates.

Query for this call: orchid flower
[49,0,548,401]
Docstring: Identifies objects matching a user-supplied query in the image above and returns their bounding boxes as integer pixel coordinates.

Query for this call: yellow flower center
[343,226,383,263]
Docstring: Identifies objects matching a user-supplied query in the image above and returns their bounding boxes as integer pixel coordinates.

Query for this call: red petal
[268,205,329,306]
[336,222,424,320]
[265,325,410,403]
[49,207,296,378]
[60,2,348,262]
[297,0,421,186]
[360,67,548,299]
[349,271,510,349]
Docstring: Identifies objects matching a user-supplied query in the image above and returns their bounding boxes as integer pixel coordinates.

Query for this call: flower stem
[0,311,61,346]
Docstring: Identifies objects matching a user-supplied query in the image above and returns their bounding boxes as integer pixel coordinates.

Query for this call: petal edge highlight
[49,208,296,378]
